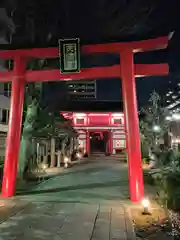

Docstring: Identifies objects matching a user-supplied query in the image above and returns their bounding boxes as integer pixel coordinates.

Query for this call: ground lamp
[141,198,151,215]
[76,152,82,159]
[41,163,48,169]
[64,156,69,168]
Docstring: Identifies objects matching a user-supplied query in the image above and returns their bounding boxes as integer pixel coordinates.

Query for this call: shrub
[141,142,149,159]
[145,167,180,211]
[142,157,150,164]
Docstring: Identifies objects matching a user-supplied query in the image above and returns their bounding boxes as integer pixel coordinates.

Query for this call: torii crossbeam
[0,36,169,202]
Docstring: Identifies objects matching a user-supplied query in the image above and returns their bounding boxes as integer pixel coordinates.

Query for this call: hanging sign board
[59,38,80,74]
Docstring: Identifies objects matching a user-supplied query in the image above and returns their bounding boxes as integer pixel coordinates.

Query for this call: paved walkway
[0,159,135,239]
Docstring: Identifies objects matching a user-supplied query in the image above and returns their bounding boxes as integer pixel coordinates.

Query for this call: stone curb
[124,207,136,240]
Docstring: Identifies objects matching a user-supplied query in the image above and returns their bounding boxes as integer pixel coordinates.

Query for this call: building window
[113,118,122,124]
[0,109,9,124]
[76,118,84,125]
[4,83,11,97]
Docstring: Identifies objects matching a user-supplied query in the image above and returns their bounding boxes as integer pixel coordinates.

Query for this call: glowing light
[173,138,180,143]
[64,157,69,168]
[172,113,180,120]
[142,198,150,208]
[41,163,48,169]
[88,113,109,116]
[165,116,172,121]
[64,157,69,163]
[141,198,151,215]
[153,125,161,132]
[74,113,86,118]
[76,152,82,159]
[112,113,123,117]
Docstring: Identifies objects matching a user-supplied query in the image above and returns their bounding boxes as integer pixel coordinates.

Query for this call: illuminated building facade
[62,111,125,154]
[161,79,180,149]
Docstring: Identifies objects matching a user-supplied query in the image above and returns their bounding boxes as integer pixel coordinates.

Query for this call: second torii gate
[0,36,169,202]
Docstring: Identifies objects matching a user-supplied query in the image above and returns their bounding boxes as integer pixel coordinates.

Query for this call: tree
[140,91,170,163]
[17,56,71,178]
[13,9,70,178]
[18,80,45,178]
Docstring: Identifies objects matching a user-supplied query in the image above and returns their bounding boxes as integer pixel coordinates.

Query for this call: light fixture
[74,113,86,117]
[112,113,123,117]
[165,116,172,121]
[64,156,69,168]
[76,152,82,159]
[141,198,151,215]
[153,125,161,132]
[172,113,180,120]
[41,163,48,169]
[172,138,180,144]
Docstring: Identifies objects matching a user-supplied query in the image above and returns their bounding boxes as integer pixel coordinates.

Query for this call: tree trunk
[18,99,38,179]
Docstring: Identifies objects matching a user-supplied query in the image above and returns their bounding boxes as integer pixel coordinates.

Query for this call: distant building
[161,78,180,149]
[0,7,12,133]
[163,79,180,113]
[62,111,125,155]
[0,83,10,133]
[0,7,14,159]
[67,80,96,101]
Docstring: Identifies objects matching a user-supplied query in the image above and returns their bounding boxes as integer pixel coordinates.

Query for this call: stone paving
[0,159,135,239]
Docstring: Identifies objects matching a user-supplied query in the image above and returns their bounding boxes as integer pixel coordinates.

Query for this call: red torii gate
[0,36,169,202]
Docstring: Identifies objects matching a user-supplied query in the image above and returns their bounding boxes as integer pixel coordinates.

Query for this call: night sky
[2,0,180,107]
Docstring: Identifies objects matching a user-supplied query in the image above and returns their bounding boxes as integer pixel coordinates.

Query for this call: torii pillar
[121,50,144,202]
[1,56,26,197]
